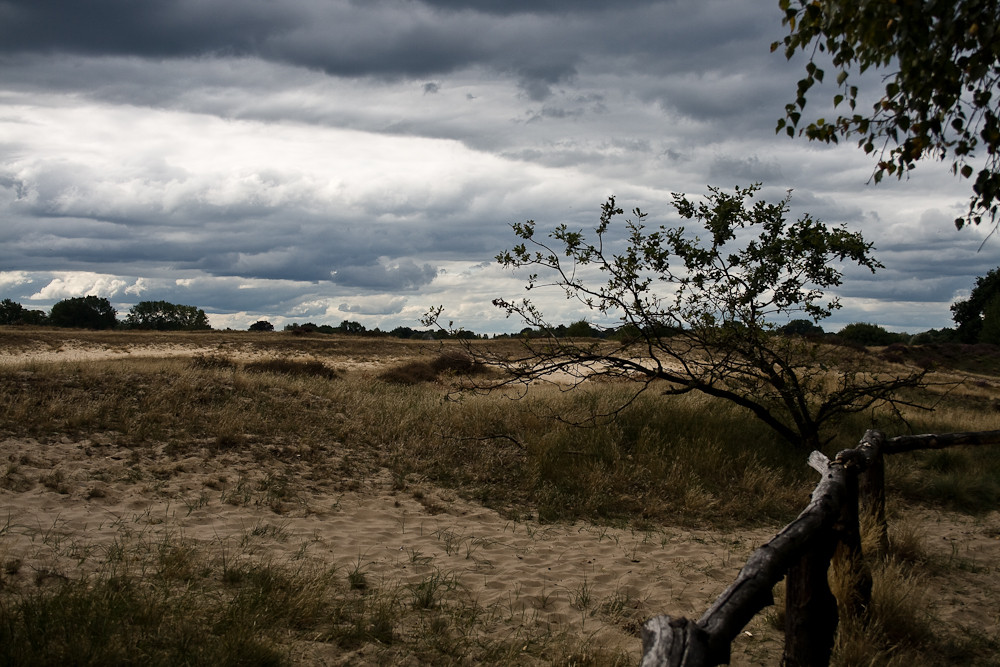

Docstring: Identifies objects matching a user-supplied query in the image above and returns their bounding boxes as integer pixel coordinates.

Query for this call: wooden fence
[640,428,1000,667]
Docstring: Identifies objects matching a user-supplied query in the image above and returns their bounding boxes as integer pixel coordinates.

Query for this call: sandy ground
[0,434,789,664]
[1,338,999,664]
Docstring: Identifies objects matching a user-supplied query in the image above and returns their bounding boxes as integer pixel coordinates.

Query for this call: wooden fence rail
[640,428,1000,667]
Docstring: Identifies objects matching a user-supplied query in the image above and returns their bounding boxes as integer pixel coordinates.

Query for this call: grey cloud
[415,0,656,15]
[0,0,580,88]
[0,0,990,334]
[0,0,290,57]
[0,142,515,289]
[338,298,407,315]
[836,273,972,304]
[709,155,784,183]
[0,0,783,114]
[332,259,438,290]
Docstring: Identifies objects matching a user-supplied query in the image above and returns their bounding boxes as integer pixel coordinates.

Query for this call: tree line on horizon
[2,267,1000,347]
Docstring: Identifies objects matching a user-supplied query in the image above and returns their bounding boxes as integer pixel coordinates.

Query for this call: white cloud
[125,277,149,296]
[0,271,34,290]
[29,273,135,300]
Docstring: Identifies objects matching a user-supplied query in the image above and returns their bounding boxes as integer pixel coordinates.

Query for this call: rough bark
[857,430,888,557]
[639,428,1000,667]
[641,450,850,666]
[640,617,711,667]
[783,528,839,667]
[884,429,1000,454]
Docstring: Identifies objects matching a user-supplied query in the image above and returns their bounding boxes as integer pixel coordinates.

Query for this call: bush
[779,319,825,337]
[191,355,238,371]
[0,299,47,326]
[378,351,488,385]
[243,358,339,379]
[837,322,904,347]
[123,300,211,330]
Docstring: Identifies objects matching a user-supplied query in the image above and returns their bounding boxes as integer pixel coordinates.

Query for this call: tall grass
[2,351,999,526]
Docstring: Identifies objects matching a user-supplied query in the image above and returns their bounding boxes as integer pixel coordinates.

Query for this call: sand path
[0,435,789,663]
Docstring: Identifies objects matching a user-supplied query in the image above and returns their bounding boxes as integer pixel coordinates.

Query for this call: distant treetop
[49,296,117,330]
[123,300,211,331]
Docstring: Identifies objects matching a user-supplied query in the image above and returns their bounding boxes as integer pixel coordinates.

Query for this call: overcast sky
[0,0,995,333]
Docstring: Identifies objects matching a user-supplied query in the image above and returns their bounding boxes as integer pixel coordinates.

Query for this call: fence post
[640,428,1000,667]
[782,525,839,666]
[857,430,888,557]
[831,455,872,619]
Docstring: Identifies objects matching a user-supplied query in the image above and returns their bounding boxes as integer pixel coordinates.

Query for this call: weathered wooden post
[831,448,872,620]
[640,429,1000,667]
[782,529,838,666]
[781,450,850,667]
[857,430,888,557]
[640,617,711,667]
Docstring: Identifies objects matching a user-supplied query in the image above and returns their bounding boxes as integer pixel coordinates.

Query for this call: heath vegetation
[0,328,998,665]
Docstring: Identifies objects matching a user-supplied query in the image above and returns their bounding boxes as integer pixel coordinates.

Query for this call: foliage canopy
[0,299,46,326]
[836,322,904,347]
[774,0,1000,229]
[123,300,211,331]
[49,296,117,330]
[434,185,926,450]
[952,266,1000,343]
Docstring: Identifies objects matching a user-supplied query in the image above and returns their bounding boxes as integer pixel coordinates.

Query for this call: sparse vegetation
[0,328,998,664]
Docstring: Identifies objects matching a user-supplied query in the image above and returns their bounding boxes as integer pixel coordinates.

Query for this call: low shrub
[243,358,339,380]
[191,354,238,371]
[378,351,488,385]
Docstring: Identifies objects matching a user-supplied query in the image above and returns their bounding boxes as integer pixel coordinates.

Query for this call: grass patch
[389,385,814,528]
[832,552,1000,666]
[0,526,630,666]
[888,445,1000,515]
[0,569,290,666]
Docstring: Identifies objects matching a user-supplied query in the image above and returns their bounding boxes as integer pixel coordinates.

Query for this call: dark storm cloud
[0,0,289,57]
[709,155,785,183]
[332,259,438,290]
[0,0,785,103]
[416,0,656,14]
[0,0,575,89]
